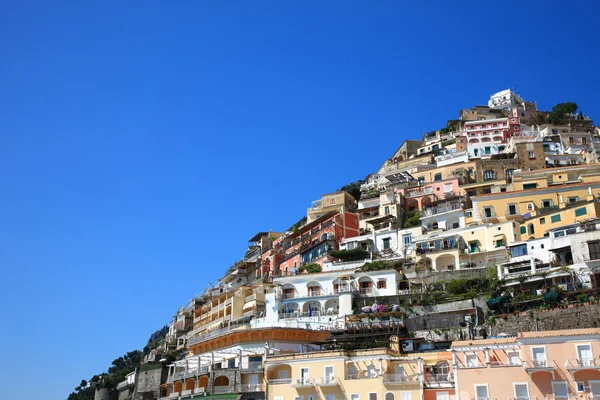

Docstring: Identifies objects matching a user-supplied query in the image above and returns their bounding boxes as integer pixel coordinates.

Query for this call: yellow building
[266,348,424,400]
[471,182,600,225]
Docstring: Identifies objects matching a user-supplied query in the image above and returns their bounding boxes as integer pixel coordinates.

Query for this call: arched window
[528,223,535,235]
[436,361,450,376]
[432,222,439,230]
[321,233,328,241]
[385,393,395,400]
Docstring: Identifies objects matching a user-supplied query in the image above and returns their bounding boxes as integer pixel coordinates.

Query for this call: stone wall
[488,303,600,336]
[95,388,117,400]
[209,368,241,393]
[134,365,167,400]
[406,267,488,284]
[118,387,133,400]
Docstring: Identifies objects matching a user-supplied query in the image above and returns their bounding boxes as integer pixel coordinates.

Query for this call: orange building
[452,328,600,400]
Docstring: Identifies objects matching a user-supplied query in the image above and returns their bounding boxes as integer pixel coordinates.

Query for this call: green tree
[549,102,578,124]
[530,112,548,126]
[339,179,365,201]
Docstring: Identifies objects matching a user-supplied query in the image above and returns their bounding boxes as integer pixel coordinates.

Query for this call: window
[523,183,538,189]
[465,354,479,367]
[569,137,574,144]
[531,347,547,367]
[400,393,412,400]
[295,397,304,400]
[540,217,546,225]
[589,241,600,260]
[551,214,562,223]
[568,196,580,204]
[325,395,334,400]
[513,383,529,400]
[434,173,442,181]
[351,395,360,400]
[402,235,411,245]
[444,183,453,193]
[483,188,491,194]
[369,394,378,400]
[541,199,553,208]
[436,393,449,400]
[484,170,494,181]
[475,384,489,400]
[511,244,528,257]
[528,223,535,235]
[382,238,391,250]
[552,381,568,399]
[467,190,475,197]
[576,382,585,393]
[377,279,387,289]
[484,146,491,154]
[507,351,521,366]
[275,397,284,400]
[506,169,516,179]
[576,344,593,365]
[385,394,395,400]
[436,361,450,375]
[384,206,390,215]
[432,222,439,230]
[466,210,473,218]
[483,207,493,218]
[529,151,535,159]
[507,204,518,215]
[583,137,587,144]
[576,207,587,217]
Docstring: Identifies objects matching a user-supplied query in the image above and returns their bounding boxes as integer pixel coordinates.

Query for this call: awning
[243,300,256,310]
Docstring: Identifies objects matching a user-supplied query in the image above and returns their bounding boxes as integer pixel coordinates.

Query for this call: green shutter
[520,226,526,234]
[551,214,562,223]
[523,183,537,190]
[575,207,587,217]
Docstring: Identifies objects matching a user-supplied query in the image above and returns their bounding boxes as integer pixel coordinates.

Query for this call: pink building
[452,328,600,400]
[399,178,461,211]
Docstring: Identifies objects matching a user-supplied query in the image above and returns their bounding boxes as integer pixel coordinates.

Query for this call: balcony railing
[213,386,230,394]
[180,389,193,397]
[187,323,251,346]
[346,372,378,380]
[489,360,522,367]
[292,378,315,387]
[422,203,462,217]
[524,360,557,372]
[359,288,373,295]
[565,358,599,370]
[241,361,264,372]
[241,384,265,392]
[315,376,339,386]
[406,187,434,198]
[245,293,257,302]
[423,374,453,387]
[268,379,292,385]
[382,374,421,385]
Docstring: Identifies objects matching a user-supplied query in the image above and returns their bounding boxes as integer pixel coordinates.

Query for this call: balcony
[489,360,522,368]
[180,389,193,397]
[187,323,251,346]
[383,374,421,385]
[268,379,292,385]
[405,187,434,198]
[315,376,339,386]
[346,371,378,380]
[524,360,556,376]
[241,361,264,373]
[423,374,453,387]
[193,315,203,324]
[225,297,233,306]
[422,203,463,217]
[242,310,255,318]
[241,384,265,392]
[292,378,315,388]
[245,293,257,302]
[565,358,600,372]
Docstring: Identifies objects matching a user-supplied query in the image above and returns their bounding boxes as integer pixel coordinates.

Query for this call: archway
[333,278,350,294]
[185,378,195,391]
[303,300,322,316]
[198,376,209,390]
[214,376,229,392]
[406,199,419,212]
[268,364,292,382]
[173,381,183,393]
[306,281,322,297]
[279,301,299,316]
[436,254,456,271]
[324,298,339,315]
[281,283,295,299]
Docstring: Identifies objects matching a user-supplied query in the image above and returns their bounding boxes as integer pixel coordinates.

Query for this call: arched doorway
[213,376,229,393]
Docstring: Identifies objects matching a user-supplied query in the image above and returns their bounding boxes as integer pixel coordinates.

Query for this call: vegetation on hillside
[66,326,168,400]
[339,179,365,201]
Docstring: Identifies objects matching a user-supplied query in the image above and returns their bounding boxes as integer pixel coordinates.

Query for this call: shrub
[360,260,391,272]
[403,212,421,228]
[299,263,322,273]
[329,248,370,262]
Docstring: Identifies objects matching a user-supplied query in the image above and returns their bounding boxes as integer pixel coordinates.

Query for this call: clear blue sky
[1,1,599,399]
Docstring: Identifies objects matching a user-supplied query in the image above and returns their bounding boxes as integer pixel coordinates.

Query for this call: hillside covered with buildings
[72,89,600,400]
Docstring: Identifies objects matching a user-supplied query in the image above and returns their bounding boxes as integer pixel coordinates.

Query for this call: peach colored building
[399,178,461,212]
[452,328,600,400]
